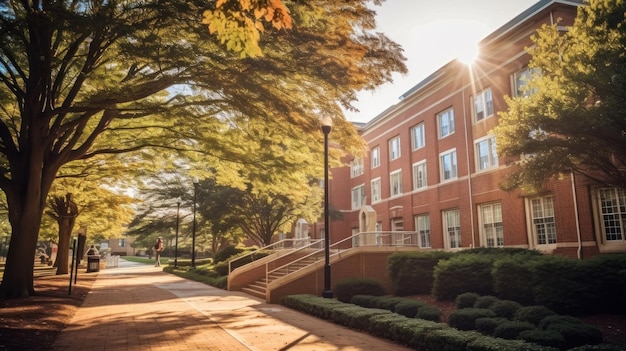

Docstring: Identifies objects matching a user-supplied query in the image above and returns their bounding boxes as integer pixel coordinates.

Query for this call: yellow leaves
[202,0,292,58]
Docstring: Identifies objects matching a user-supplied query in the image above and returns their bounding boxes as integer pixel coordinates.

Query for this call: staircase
[241,255,319,299]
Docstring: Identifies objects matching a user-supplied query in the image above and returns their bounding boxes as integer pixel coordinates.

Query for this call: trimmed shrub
[416,305,441,322]
[545,319,604,349]
[489,299,522,319]
[518,329,565,349]
[456,292,481,309]
[475,317,509,335]
[373,296,408,311]
[433,254,496,300]
[467,337,559,351]
[448,308,496,331]
[422,329,482,351]
[214,245,247,263]
[389,318,447,348]
[493,257,536,304]
[394,300,427,318]
[330,306,392,330]
[474,295,499,309]
[333,277,385,303]
[538,315,585,329]
[568,345,626,351]
[514,306,556,325]
[367,313,410,340]
[387,251,454,296]
[493,321,536,339]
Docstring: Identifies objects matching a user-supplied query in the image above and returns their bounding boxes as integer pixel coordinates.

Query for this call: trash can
[87,255,100,273]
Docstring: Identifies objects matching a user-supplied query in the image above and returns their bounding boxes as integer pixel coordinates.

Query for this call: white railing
[228,238,318,273]
[106,255,120,268]
[266,231,420,283]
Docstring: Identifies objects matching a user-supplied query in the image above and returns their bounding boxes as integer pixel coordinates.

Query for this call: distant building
[313,0,626,258]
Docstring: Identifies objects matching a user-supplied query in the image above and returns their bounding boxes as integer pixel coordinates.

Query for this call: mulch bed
[0,267,96,351]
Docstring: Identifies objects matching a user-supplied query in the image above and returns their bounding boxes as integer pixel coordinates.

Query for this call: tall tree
[45,193,78,275]
[494,0,626,191]
[0,0,405,297]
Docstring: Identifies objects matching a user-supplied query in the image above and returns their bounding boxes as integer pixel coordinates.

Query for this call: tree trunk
[53,194,78,275]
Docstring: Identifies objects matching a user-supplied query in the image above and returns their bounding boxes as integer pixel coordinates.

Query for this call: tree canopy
[0,0,406,297]
[494,0,626,191]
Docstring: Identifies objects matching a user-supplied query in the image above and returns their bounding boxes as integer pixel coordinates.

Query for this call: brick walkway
[53,260,412,350]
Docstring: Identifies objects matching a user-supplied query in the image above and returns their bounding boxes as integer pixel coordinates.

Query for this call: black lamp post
[191,178,199,269]
[174,201,180,268]
[321,116,333,298]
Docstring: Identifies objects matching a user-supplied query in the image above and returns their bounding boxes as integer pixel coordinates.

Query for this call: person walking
[154,237,164,267]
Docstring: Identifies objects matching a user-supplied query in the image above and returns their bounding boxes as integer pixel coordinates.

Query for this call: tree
[45,193,78,275]
[0,0,405,297]
[494,0,626,191]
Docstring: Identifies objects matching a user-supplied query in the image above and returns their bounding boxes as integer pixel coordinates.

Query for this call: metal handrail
[228,238,316,273]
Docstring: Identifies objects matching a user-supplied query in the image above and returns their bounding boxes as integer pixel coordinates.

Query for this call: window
[411,123,425,150]
[474,88,493,122]
[389,136,401,160]
[351,184,365,210]
[480,203,503,247]
[415,214,431,248]
[118,238,126,247]
[440,149,457,181]
[438,108,455,138]
[531,196,557,245]
[390,170,402,197]
[476,136,498,171]
[598,187,626,241]
[413,161,427,190]
[513,67,539,97]
[371,146,380,169]
[371,178,381,203]
[444,209,461,248]
[350,158,364,178]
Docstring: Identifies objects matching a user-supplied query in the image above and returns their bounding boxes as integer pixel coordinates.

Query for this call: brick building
[312,0,626,258]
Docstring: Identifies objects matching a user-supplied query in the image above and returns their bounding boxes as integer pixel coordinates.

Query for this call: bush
[493,257,536,304]
[213,245,247,263]
[475,317,509,335]
[489,300,522,319]
[517,329,565,349]
[514,306,556,325]
[474,295,499,309]
[456,292,481,309]
[422,329,482,351]
[493,321,536,339]
[545,319,603,349]
[433,254,496,300]
[350,294,379,308]
[387,251,453,296]
[538,315,585,329]
[448,308,496,331]
[467,337,560,351]
[333,277,385,303]
[417,305,442,322]
[394,300,427,318]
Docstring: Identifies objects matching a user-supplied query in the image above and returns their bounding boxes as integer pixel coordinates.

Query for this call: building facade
[313,0,626,258]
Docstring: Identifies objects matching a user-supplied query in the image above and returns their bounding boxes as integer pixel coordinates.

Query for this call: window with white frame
[440,149,457,181]
[444,209,461,248]
[597,187,626,241]
[371,146,380,169]
[437,108,455,138]
[474,88,494,122]
[351,184,366,210]
[476,136,499,171]
[530,196,557,245]
[513,67,540,97]
[389,136,401,160]
[118,238,126,247]
[371,178,381,203]
[390,170,402,197]
[350,157,364,178]
[411,123,425,150]
[415,214,431,248]
[480,203,503,247]
[413,160,427,190]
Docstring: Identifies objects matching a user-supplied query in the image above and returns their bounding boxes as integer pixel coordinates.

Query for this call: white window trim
[371,177,381,204]
[371,146,380,169]
[351,184,366,210]
[350,157,364,178]
[412,160,427,191]
[411,123,425,151]
[473,88,494,123]
[439,148,458,182]
[415,214,431,248]
[437,108,455,139]
[475,135,499,172]
[389,136,401,160]
[525,196,557,249]
[389,169,402,197]
[443,209,461,249]
[478,202,503,247]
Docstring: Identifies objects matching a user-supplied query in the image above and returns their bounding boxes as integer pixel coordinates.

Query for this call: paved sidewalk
[53,260,412,350]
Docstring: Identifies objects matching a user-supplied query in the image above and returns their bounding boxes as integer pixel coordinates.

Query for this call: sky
[345,0,540,123]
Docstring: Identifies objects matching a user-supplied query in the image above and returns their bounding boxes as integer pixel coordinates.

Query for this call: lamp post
[174,201,180,268]
[321,116,333,298]
[191,178,199,269]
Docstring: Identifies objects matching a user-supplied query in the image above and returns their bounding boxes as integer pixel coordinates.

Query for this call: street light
[321,115,333,298]
[174,201,180,268]
[191,178,199,269]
